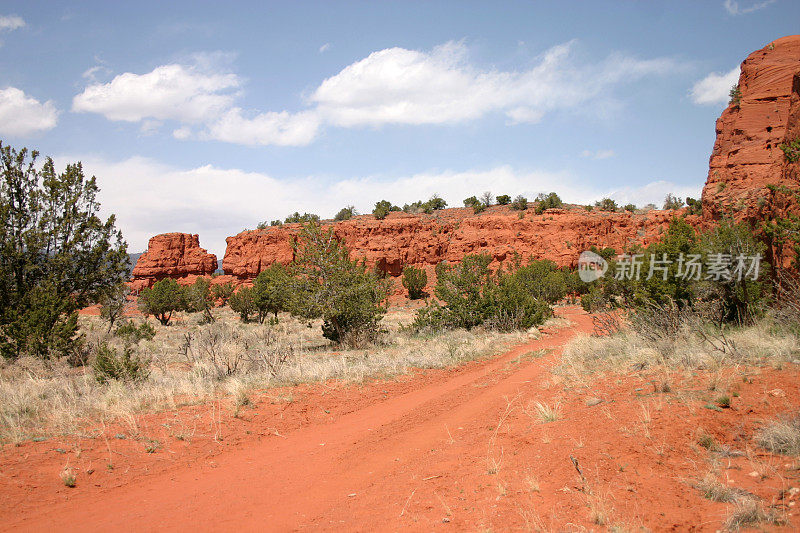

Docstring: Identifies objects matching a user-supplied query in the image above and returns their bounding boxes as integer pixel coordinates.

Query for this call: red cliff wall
[702,35,800,221]
[221,207,700,280]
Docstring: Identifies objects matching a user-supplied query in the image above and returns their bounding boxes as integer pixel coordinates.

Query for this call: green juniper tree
[0,142,128,359]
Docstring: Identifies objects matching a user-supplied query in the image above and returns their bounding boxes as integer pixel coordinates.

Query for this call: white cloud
[690,67,740,105]
[65,154,701,257]
[0,15,25,32]
[203,108,320,147]
[72,40,680,147]
[0,87,58,136]
[319,43,331,53]
[310,40,679,128]
[580,149,615,160]
[723,0,776,15]
[73,63,240,123]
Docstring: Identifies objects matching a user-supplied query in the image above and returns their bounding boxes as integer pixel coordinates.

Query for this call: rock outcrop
[221,208,701,280]
[702,35,800,221]
[130,233,218,290]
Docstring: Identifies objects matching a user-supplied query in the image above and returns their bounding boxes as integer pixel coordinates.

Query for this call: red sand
[3,306,800,531]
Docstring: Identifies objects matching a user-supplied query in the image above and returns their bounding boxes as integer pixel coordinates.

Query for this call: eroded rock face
[131,233,218,290]
[702,35,800,221]
[221,208,701,281]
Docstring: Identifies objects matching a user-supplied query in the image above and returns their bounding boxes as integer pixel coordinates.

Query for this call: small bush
[211,282,235,305]
[685,197,702,215]
[412,255,553,332]
[511,195,528,210]
[729,84,741,106]
[496,194,511,205]
[92,343,150,384]
[463,196,480,208]
[372,200,397,220]
[138,279,184,325]
[402,265,428,299]
[229,286,256,322]
[623,203,636,212]
[252,263,292,323]
[595,198,618,212]
[473,202,486,214]
[535,192,563,214]
[284,212,320,224]
[663,193,685,210]
[115,321,156,343]
[334,205,356,221]
[779,138,800,163]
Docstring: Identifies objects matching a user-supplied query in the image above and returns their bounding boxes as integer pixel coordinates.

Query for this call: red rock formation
[221,208,701,282]
[702,35,800,220]
[131,233,218,290]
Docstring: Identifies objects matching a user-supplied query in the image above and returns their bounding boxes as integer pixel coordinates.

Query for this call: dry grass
[0,307,531,442]
[557,313,800,380]
[725,497,785,530]
[756,414,800,457]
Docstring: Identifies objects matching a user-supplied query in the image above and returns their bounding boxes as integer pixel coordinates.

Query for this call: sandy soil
[2,306,799,531]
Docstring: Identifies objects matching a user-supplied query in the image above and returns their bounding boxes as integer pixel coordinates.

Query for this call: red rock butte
[131,36,800,290]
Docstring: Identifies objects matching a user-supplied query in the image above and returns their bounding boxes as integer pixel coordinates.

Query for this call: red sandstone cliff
[131,233,218,290]
[702,35,800,220]
[221,207,700,280]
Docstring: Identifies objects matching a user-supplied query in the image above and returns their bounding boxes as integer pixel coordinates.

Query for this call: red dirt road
[4,306,800,531]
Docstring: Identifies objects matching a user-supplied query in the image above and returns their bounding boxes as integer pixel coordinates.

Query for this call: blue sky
[0,0,797,255]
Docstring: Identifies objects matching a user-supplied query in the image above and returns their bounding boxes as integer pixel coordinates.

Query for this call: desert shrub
[685,197,702,216]
[701,218,769,324]
[412,254,553,332]
[463,196,480,208]
[92,343,150,384]
[496,194,511,205]
[402,265,428,299]
[511,195,528,210]
[427,194,447,211]
[663,193,685,210]
[99,283,130,331]
[595,197,618,212]
[623,203,636,212]
[372,200,398,220]
[291,223,391,345]
[138,279,185,326]
[779,138,800,163]
[473,202,486,214]
[535,192,563,214]
[0,142,128,359]
[211,281,235,305]
[115,321,156,343]
[334,205,356,221]
[183,277,215,323]
[639,217,701,308]
[252,263,292,323]
[284,212,320,224]
[403,195,446,215]
[228,286,256,322]
[480,191,494,207]
[270,220,283,226]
